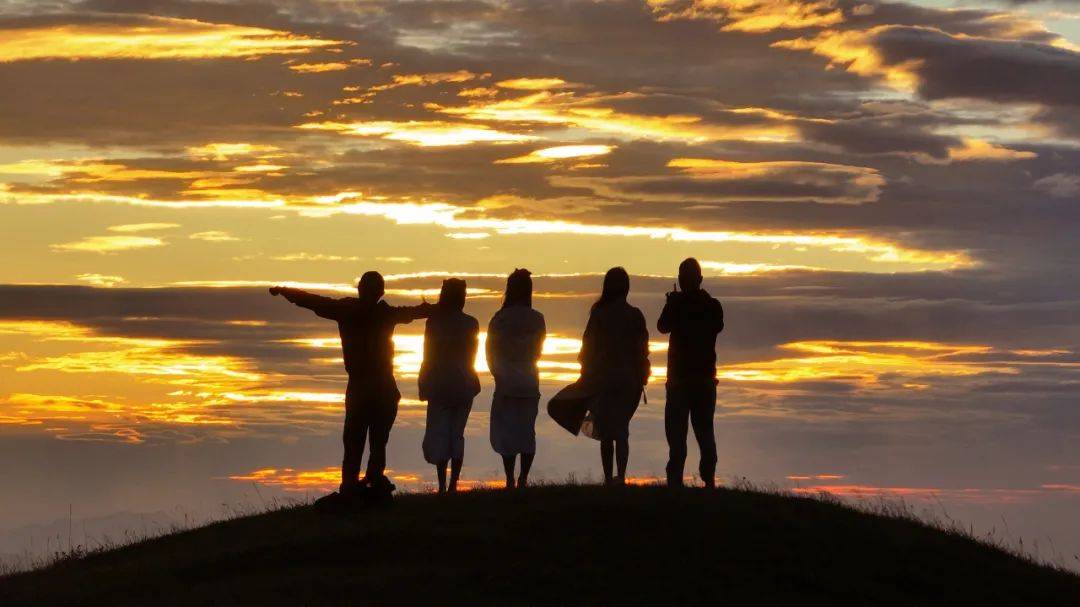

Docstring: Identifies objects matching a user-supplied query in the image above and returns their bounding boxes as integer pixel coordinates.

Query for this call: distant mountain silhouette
[1,484,1076,605]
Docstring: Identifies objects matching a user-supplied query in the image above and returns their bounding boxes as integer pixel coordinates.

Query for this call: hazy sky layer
[0,0,1077,569]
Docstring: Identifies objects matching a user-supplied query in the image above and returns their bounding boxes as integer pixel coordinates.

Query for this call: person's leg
[689,384,718,488]
[449,456,463,492]
[341,389,368,491]
[518,453,534,488]
[436,460,448,493]
[601,440,614,484]
[366,389,400,484]
[615,436,629,483]
[447,400,469,493]
[664,384,690,487]
[501,455,516,489]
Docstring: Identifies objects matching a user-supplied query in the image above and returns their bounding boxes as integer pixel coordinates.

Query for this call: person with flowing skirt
[550,267,649,485]
[487,269,546,488]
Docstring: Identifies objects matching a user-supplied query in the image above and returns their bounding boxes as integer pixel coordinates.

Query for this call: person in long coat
[418,278,480,493]
[487,269,546,488]
[577,267,650,485]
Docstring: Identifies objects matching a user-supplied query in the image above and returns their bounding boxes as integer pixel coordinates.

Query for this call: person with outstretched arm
[269,271,435,497]
[657,258,724,488]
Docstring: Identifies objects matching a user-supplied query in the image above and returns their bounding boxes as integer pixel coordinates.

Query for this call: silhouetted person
[579,267,650,485]
[487,269,546,489]
[657,258,724,488]
[269,272,435,495]
[419,279,480,493]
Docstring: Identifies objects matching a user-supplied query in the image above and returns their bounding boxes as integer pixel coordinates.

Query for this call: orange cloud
[51,235,166,253]
[945,139,1037,163]
[495,77,572,90]
[719,340,1010,387]
[297,120,537,146]
[289,58,370,73]
[436,90,801,143]
[649,0,844,33]
[791,484,1060,504]
[0,17,341,62]
[75,273,127,287]
[496,144,613,164]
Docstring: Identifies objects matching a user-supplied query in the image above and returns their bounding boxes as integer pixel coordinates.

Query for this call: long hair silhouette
[438,278,467,311]
[502,268,532,308]
[592,267,630,312]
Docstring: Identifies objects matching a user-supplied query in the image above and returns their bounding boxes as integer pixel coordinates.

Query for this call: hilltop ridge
[0,484,1076,605]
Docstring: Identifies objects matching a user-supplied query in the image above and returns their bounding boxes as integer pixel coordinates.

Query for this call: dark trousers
[664,382,717,487]
[342,378,400,489]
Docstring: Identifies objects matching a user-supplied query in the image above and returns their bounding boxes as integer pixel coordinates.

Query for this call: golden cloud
[436,91,801,143]
[51,235,166,253]
[495,77,572,90]
[297,120,537,146]
[649,0,844,33]
[189,230,240,242]
[945,139,1037,163]
[1,180,973,271]
[289,58,370,73]
[772,27,923,91]
[108,223,181,233]
[75,273,127,287]
[0,17,341,62]
[496,144,614,164]
[719,340,1010,386]
[186,143,282,161]
[372,70,487,90]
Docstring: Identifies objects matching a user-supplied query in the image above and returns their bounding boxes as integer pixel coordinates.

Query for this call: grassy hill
[1,484,1077,605]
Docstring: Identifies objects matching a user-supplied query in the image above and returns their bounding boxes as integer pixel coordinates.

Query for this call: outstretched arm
[269,286,346,321]
[388,301,437,325]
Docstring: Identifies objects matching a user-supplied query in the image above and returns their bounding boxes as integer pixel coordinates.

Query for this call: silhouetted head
[593,266,630,311]
[358,271,384,301]
[438,278,467,311]
[503,268,533,308]
[678,257,703,292]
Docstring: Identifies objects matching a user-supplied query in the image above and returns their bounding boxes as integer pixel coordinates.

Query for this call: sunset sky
[0,0,1078,568]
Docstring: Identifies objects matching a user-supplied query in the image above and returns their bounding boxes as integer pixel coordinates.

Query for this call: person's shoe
[364,475,396,504]
[604,476,625,487]
[339,481,367,497]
